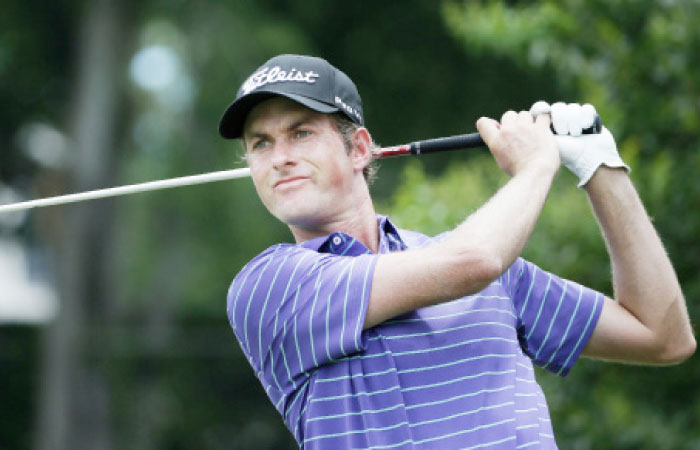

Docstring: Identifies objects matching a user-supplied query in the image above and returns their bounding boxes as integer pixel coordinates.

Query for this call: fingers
[486,101,594,139]
[500,110,535,126]
[547,101,598,137]
[581,103,596,129]
[516,110,532,121]
[478,110,533,147]
[479,110,540,140]
[529,101,551,116]
[551,102,576,136]
[478,107,559,178]
[534,112,552,129]
[476,116,501,147]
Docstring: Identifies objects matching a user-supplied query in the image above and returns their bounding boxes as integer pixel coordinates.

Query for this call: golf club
[0,116,601,214]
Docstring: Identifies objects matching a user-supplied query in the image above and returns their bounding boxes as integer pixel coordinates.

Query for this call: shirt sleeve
[503,258,604,377]
[227,244,377,390]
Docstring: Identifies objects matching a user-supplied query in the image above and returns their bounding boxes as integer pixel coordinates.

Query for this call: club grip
[410,114,602,155]
[410,133,485,154]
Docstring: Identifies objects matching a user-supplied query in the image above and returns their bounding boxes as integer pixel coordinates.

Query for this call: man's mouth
[274,176,310,189]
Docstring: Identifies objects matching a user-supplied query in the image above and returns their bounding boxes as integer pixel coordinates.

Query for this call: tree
[32,1,129,449]
[378,1,700,448]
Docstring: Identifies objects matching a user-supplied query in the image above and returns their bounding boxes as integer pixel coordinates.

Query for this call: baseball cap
[218,54,364,139]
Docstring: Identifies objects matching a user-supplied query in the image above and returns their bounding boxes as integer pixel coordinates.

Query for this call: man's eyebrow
[286,116,316,131]
[244,113,319,141]
[247,131,270,140]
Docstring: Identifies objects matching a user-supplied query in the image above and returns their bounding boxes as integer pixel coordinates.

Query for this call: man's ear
[350,127,372,173]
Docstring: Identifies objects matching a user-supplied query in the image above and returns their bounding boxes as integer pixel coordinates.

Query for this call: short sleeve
[227,244,377,392]
[503,258,604,376]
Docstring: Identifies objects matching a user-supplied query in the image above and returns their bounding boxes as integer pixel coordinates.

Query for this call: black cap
[218,54,364,139]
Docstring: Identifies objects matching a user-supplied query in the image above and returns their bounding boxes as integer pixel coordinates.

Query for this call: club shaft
[0,132,486,213]
[0,167,252,213]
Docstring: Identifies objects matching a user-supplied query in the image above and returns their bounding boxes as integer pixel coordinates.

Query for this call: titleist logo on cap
[241,66,319,95]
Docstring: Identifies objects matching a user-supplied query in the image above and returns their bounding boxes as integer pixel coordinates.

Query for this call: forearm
[366,164,556,329]
[446,164,556,279]
[585,167,695,361]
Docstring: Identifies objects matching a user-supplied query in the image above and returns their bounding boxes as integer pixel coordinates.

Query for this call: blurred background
[1,1,698,449]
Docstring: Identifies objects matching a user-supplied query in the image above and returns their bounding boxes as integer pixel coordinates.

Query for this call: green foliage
[0,1,77,179]
[382,157,506,235]
[434,1,700,448]
[0,326,40,449]
[443,0,700,150]
[382,149,700,449]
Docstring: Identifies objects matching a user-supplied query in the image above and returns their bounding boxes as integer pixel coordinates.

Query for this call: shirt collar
[376,214,407,253]
[298,215,407,255]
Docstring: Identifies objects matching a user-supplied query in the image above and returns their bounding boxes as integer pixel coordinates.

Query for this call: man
[219,54,695,449]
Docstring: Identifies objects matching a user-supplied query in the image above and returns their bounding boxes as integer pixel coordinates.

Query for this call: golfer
[219,54,695,449]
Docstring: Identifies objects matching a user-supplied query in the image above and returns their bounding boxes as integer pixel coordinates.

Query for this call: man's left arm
[531,101,696,365]
[581,166,696,364]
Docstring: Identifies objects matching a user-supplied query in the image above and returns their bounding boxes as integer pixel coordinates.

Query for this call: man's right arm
[364,111,560,329]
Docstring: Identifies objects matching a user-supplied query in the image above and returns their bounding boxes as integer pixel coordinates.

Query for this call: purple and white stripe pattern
[227,216,603,449]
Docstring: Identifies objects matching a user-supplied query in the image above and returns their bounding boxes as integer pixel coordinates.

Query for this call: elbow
[454,246,504,294]
[684,336,698,361]
[656,295,697,365]
[670,335,697,364]
[437,237,508,297]
[481,254,506,284]
[656,334,696,365]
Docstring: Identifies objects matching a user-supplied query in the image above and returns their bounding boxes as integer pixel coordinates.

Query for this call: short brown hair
[329,113,379,185]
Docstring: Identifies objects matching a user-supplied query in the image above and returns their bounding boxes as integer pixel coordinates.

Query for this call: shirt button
[332,235,342,246]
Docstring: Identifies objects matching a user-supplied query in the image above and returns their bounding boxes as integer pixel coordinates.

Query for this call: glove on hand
[530,101,630,187]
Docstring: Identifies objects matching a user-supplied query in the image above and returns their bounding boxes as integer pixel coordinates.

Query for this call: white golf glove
[530,101,630,187]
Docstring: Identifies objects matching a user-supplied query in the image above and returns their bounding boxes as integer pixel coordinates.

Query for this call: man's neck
[289,195,380,253]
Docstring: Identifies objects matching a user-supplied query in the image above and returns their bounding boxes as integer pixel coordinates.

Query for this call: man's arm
[581,167,696,364]
[527,101,695,365]
[364,111,560,329]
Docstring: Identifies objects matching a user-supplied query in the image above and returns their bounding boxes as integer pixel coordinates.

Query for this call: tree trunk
[33,1,126,449]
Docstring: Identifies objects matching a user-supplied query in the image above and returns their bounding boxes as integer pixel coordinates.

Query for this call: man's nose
[271,139,297,169]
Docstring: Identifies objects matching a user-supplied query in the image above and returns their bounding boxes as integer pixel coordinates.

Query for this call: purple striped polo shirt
[227,215,603,449]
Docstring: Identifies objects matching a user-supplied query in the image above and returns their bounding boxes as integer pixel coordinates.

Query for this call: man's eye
[295,130,311,139]
[251,140,270,150]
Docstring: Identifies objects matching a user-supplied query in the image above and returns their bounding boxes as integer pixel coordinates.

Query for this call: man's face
[242,97,361,229]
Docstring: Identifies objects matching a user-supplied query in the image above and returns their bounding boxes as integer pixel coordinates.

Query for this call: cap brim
[218,90,340,139]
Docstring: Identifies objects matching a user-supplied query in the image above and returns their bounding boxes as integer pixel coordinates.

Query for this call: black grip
[410,114,602,155]
[410,132,485,154]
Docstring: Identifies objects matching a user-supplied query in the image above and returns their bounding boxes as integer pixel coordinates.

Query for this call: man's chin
[278,211,327,230]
